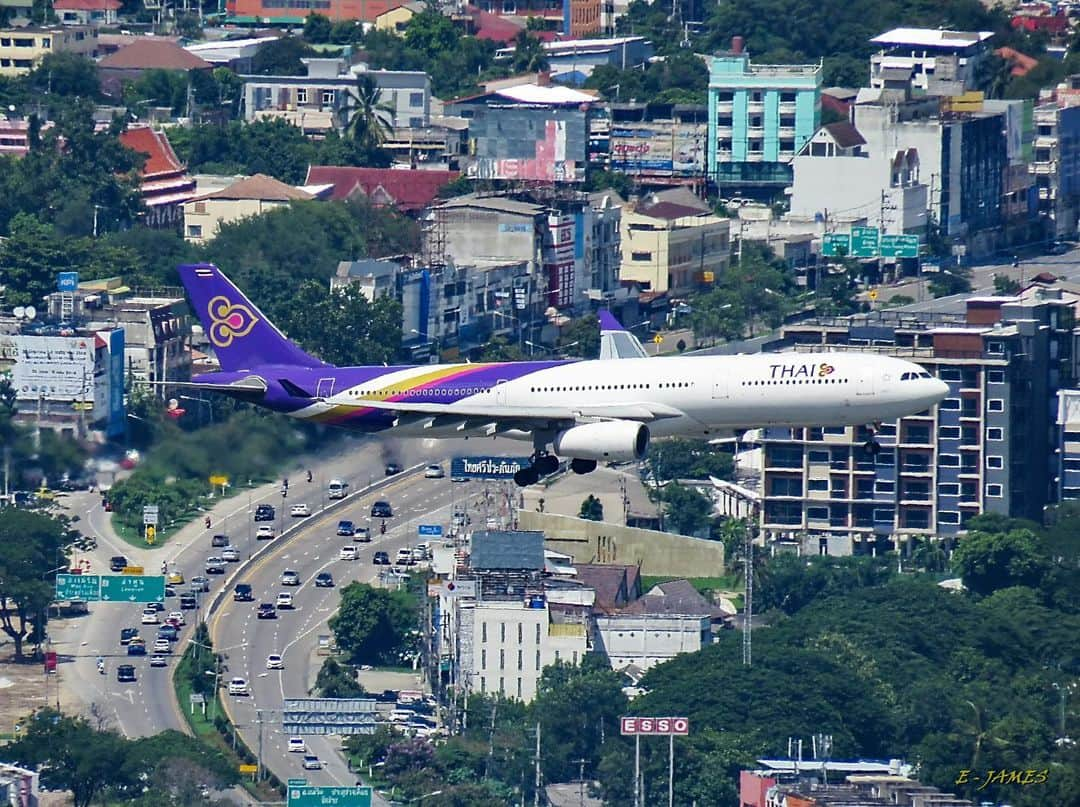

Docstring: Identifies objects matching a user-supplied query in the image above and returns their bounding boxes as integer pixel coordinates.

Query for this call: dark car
[145,601,165,612]
[127,641,147,656]
[211,533,230,547]
[179,594,198,610]
[233,583,253,602]
[370,500,393,518]
[314,572,334,588]
[377,689,399,703]
[117,664,136,682]
[373,551,390,566]
[119,627,139,645]
[336,520,354,537]
[157,624,178,641]
[109,555,128,572]
[384,462,403,476]
[257,603,277,620]
[1049,240,1071,256]
[254,504,275,522]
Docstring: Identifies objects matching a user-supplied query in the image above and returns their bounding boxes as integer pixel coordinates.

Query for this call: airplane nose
[930,378,949,403]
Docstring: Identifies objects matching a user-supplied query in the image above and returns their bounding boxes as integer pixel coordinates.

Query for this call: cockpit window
[901,372,912,380]
[918,372,932,379]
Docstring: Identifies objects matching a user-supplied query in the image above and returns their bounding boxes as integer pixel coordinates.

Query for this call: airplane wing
[340,397,685,424]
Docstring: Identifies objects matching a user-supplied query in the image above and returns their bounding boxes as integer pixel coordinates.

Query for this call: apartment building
[707,37,821,193]
[758,296,1074,549]
[1031,102,1080,240]
[0,25,96,76]
[869,27,994,96]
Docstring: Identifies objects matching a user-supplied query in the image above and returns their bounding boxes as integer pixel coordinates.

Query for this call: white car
[167,611,185,626]
[140,609,160,624]
[276,592,294,610]
[205,557,225,574]
[281,570,300,586]
[221,547,240,562]
[302,755,322,771]
[287,737,306,753]
[424,464,445,478]
[290,503,310,517]
[266,653,284,670]
[256,525,275,540]
[227,677,249,696]
[150,655,168,668]
[153,638,172,654]
[339,545,359,561]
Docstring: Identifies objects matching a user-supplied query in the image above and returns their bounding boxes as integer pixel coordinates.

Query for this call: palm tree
[342,73,394,149]
[511,31,549,74]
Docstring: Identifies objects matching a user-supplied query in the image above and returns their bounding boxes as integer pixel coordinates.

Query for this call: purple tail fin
[177,263,328,372]
[598,310,626,332]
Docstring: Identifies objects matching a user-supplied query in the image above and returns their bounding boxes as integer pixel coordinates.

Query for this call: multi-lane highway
[51,437,492,740]
[211,457,506,790]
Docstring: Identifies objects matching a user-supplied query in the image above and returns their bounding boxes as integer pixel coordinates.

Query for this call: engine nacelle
[553,420,650,463]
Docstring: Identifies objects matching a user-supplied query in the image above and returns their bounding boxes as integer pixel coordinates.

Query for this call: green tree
[994,272,1021,295]
[0,508,71,659]
[579,494,604,521]
[511,31,549,73]
[251,36,315,75]
[952,529,1051,596]
[330,582,416,665]
[477,334,525,362]
[929,267,973,298]
[303,12,333,43]
[647,438,734,482]
[283,280,403,366]
[660,483,713,535]
[27,53,99,98]
[403,10,460,59]
[558,313,600,359]
[6,710,130,807]
[314,657,366,698]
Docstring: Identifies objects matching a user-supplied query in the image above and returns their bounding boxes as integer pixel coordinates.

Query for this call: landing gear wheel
[514,466,540,487]
[570,458,598,475]
[863,439,881,457]
[535,455,559,476]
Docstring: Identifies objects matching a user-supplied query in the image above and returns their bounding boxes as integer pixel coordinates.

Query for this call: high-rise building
[707,37,821,194]
[758,295,1074,550]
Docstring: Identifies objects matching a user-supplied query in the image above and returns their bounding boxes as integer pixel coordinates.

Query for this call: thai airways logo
[207,296,258,348]
[819,363,835,377]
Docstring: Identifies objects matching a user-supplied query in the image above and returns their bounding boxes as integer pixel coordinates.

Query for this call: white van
[327,478,348,499]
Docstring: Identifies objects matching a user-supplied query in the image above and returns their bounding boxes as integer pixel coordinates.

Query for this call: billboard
[620,716,690,736]
[282,698,378,736]
[105,329,126,437]
[451,456,531,479]
[610,123,707,176]
[466,107,587,183]
[2,334,96,402]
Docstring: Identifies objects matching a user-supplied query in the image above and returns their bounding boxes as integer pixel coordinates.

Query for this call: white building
[789,121,928,234]
[592,612,712,672]
[869,27,994,96]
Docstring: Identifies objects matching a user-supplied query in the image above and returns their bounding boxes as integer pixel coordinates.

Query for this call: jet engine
[553,420,650,462]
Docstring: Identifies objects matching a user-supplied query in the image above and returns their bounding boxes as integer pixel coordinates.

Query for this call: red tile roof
[119,126,186,178]
[196,173,313,202]
[465,6,525,43]
[823,121,866,148]
[304,166,458,212]
[99,38,212,70]
[995,46,1038,77]
[53,0,121,9]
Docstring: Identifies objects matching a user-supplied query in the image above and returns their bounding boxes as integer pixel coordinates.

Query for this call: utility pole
[533,722,541,807]
[742,521,753,666]
[256,709,264,781]
[633,734,641,807]
[573,758,587,807]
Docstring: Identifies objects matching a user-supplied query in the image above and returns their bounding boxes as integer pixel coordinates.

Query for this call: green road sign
[287,786,372,807]
[55,574,101,602]
[821,233,851,257]
[851,226,879,258]
[287,779,307,788]
[880,234,920,259]
[99,574,166,603]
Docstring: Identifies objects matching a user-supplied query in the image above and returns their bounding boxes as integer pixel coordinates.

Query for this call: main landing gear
[513,453,600,487]
[862,424,882,456]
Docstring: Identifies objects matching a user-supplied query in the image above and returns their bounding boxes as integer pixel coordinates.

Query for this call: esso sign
[620,716,690,736]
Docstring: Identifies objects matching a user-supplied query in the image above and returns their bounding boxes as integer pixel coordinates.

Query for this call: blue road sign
[418,524,443,537]
[451,456,531,479]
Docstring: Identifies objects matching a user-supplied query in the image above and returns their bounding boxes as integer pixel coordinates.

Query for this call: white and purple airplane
[173,264,947,486]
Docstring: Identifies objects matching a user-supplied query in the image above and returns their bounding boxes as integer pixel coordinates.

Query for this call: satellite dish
[13,306,24,319]
[25,306,36,320]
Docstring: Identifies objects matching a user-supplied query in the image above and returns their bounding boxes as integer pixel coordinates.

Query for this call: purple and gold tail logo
[208,295,259,348]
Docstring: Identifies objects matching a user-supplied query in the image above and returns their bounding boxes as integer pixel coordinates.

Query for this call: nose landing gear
[862,423,883,456]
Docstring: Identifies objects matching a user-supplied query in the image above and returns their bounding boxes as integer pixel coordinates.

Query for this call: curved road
[211,452,504,791]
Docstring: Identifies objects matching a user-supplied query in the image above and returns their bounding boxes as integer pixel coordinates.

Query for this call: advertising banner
[4,335,95,402]
[610,123,706,176]
[451,456,532,479]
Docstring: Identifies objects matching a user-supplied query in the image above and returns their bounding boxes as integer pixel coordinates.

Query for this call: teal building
[707,41,822,191]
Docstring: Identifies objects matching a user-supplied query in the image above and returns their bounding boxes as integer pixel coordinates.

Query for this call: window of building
[41,37,50,48]
[409,91,424,107]
[751,91,763,103]
[938,511,961,525]
[535,624,541,642]
[502,0,515,11]
[876,449,895,466]
[0,39,9,46]
[807,506,828,521]
[939,426,961,439]
[517,678,522,699]
[988,369,1005,384]
[499,649,505,669]
[749,139,763,153]
[500,623,506,642]
[986,483,1003,497]
[770,476,803,496]
[535,650,540,669]
[13,38,33,47]
[986,455,1004,470]
[517,623,522,643]
[482,622,487,642]
[481,649,486,668]
[517,649,523,670]
[987,341,1004,355]
[903,509,931,529]
[186,224,202,238]
[873,507,894,523]
[780,139,795,152]
[296,88,308,104]
[749,116,763,128]
[807,479,829,491]
[939,454,960,467]
[499,677,505,693]
[938,482,960,496]
[719,138,732,153]
[940,398,961,410]
[631,251,652,262]
[480,677,486,692]
[780,91,797,103]
[779,114,796,127]
[874,480,895,494]
[321,89,334,106]
[986,427,1004,440]
[939,368,962,382]
[768,446,803,468]
[987,399,1004,412]
[715,91,734,102]
[808,450,829,463]
[717,114,733,127]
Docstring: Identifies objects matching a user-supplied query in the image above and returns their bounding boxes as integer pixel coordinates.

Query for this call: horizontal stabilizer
[140,377,268,394]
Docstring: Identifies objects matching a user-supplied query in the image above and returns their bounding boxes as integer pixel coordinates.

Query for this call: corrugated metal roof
[470,530,545,570]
